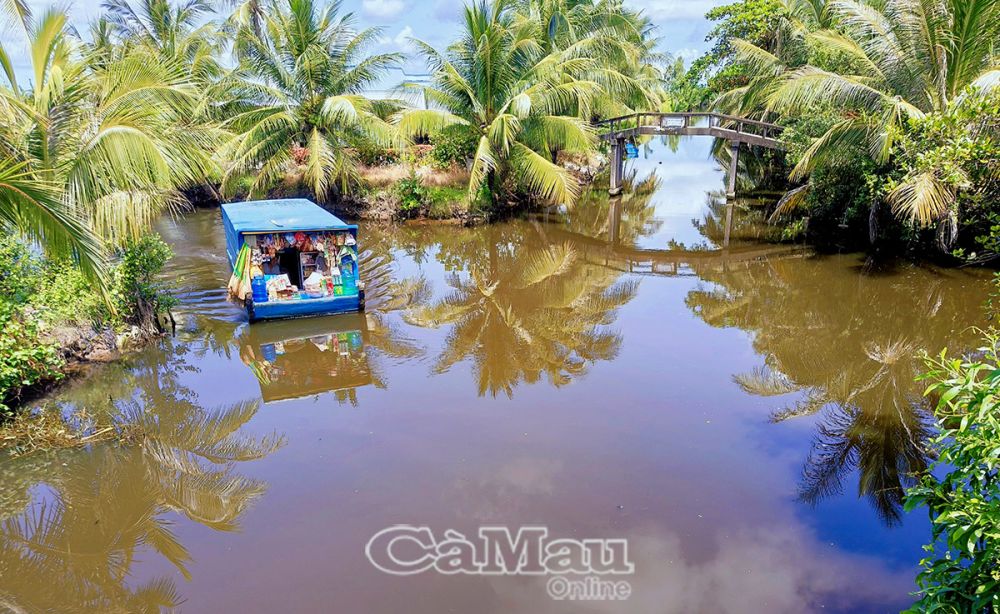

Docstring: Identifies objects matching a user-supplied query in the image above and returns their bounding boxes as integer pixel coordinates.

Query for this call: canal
[0,137,991,613]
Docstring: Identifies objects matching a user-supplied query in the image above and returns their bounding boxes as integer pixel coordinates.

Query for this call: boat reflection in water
[238,313,374,404]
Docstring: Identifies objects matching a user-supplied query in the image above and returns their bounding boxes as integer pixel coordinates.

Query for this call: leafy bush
[355,140,400,166]
[426,186,467,218]
[0,233,177,416]
[0,303,63,417]
[33,261,105,325]
[0,243,42,303]
[110,234,176,329]
[774,116,877,244]
[904,334,1000,612]
[0,245,63,416]
[429,125,478,169]
[395,174,428,216]
[889,91,1000,259]
[685,0,787,100]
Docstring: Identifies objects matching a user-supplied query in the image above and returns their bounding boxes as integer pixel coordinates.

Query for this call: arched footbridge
[595,112,785,198]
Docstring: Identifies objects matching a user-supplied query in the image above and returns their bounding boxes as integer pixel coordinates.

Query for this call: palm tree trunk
[935,211,958,253]
[869,201,880,245]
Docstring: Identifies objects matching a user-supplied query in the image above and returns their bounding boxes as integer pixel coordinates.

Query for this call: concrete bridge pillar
[726,141,739,199]
[609,137,625,196]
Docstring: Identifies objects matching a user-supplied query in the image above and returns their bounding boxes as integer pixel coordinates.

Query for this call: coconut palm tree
[224,0,266,36]
[221,0,402,201]
[3,8,218,283]
[102,0,214,53]
[1,6,105,282]
[511,0,667,118]
[395,0,599,209]
[718,0,1000,233]
[99,0,227,87]
[1,9,222,248]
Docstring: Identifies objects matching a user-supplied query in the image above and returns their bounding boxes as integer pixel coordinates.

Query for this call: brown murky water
[0,139,993,613]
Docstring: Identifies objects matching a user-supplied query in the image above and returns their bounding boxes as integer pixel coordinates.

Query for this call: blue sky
[4,0,726,85]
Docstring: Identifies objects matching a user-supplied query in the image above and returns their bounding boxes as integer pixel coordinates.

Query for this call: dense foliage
[685,0,1000,256]
[0,236,175,415]
[395,0,665,210]
[684,0,785,105]
[0,245,63,417]
[905,336,1000,611]
[110,235,178,328]
[429,125,479,170]
[222,0,402,201]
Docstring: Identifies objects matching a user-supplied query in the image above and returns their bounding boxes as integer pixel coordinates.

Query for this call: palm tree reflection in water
[0,349,284,611]
[402,223,639,398]
[687,255,987,525]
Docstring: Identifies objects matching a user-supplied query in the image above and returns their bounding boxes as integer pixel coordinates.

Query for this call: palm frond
[510,142,578,204]
[0,159,108,287]
[769,183,812,221]
[887,170,955,226]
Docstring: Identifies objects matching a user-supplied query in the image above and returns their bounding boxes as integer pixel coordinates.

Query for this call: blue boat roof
[221,198,355,233]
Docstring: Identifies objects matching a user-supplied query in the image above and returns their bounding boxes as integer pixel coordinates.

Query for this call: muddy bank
[8,315,171,412]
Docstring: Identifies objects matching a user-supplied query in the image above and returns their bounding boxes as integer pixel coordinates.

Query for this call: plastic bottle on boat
[251,276,268,302]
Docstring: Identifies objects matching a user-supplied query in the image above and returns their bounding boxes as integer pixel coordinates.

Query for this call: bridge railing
[595,112,784,143]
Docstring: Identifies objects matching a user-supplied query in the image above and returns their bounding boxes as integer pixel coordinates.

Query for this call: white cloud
[433,0,466,22]
[631,0,726,20]
[379,25,415,53]
[362,0,406,19]
[673,47,702,62]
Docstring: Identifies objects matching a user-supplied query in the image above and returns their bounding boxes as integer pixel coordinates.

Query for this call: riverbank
[0,315,166,457]
[217,149,610,224]
[0,236,175,421]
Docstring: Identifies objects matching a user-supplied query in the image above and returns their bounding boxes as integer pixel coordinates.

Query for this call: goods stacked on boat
[230,230,359,304]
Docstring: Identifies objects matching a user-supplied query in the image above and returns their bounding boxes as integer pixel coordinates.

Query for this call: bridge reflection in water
[534,177,801,280]
[597,112,786,247]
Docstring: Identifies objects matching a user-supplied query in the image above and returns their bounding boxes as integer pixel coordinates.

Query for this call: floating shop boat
[222,198,364,321]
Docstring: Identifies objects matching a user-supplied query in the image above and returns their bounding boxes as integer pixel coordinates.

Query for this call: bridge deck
[597,112,784,149]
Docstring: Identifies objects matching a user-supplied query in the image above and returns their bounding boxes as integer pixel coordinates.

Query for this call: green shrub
[0,243,42,304]
[356,140,399,166]
[904,333,1000,612]
[0,234,177,416]
[0,302,63,417]
[429,125,477,169]
[0,245,63,416]
[224,172,257,200]
[426,186,467,218]
[32,261,105,325]
[774,113,884,247]
[890,91,1000,259]
[110,234,176,329]
[395,174,428,215]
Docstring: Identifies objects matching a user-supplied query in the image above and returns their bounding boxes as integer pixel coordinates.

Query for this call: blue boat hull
[247,293,363,322]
